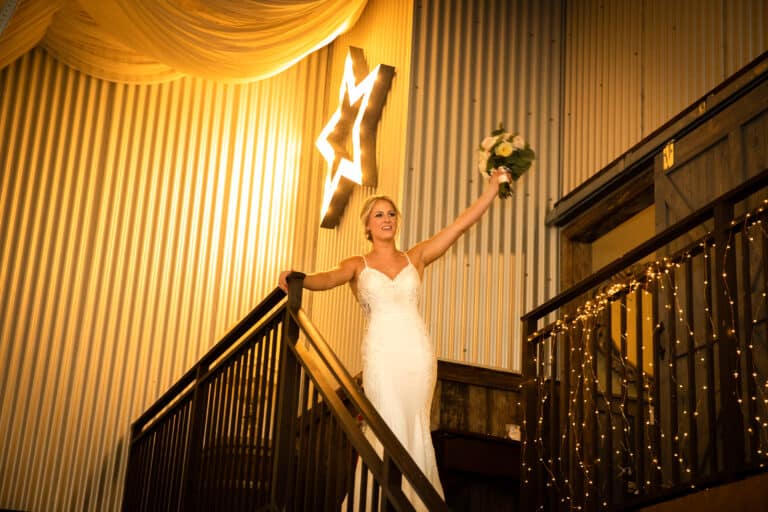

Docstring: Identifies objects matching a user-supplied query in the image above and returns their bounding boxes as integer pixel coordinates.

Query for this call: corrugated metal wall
[402,0,563,371]
[562,0,768,195]
[3,1,766,510]
[0,47,330,511]
[307,0,415,375]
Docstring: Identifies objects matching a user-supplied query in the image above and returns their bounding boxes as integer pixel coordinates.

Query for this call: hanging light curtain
[0,0,367,83]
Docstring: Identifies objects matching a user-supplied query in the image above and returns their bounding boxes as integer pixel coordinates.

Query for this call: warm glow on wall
[316,46,394,228]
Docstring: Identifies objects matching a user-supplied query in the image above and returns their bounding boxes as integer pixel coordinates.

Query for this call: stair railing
[274,273,447,511]
[519,168,768,511]
[122,273,447,511]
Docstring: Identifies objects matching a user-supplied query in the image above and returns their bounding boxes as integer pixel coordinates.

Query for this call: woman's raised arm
[410,167,508,268]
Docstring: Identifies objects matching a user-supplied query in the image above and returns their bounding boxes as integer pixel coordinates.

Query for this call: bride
[279,167,510,510]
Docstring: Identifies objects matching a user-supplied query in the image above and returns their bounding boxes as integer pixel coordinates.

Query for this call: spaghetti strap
[361,255,368,267]
[403,251,412,265]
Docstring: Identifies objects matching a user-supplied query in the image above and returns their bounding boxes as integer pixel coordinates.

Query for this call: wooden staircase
[122,276,448,511]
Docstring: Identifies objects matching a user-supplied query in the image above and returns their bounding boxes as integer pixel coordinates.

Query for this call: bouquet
[477,123,536,198]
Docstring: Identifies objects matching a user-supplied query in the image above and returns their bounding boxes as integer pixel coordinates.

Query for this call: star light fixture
[316,47,395,228]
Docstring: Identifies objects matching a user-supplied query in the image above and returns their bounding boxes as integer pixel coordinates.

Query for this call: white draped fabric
[0,0,367,83]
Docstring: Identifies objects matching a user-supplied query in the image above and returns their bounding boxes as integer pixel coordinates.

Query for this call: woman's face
[366,199,398,241]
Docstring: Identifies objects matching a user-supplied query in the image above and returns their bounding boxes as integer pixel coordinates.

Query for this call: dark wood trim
[437,360,523,391]
[547,50,768,229]
[561,162,654,243]
[524,167,768,324]
[432,428,520,478]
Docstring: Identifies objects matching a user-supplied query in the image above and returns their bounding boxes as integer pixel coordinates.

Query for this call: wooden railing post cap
[286,271,306,310]
[286,271,306,283]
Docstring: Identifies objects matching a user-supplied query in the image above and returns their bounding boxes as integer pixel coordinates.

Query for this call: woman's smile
[369,200,398,238]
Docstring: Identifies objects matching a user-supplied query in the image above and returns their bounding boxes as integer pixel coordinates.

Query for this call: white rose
[511,135,525,150]
[481,136,496,151]
[477,151,489,173]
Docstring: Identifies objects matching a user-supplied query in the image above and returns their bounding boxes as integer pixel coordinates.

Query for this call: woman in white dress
[278,167,510,509]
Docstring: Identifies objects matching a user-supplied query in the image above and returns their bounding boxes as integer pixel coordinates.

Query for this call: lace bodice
[356,258,421,318]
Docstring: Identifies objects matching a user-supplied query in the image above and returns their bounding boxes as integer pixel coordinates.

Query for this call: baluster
[740,222,759,459]
[603,304,614,508]
[312,397,328,508]
[633,287,645,497]
[539,341,549,507]
[156,408,174,509]
[560,329,572,512]
[684,257,699,477]
[307,385,322,509]
[346,446,356,512]
[227,353,246,510]
[252,330,269,507]
[575,322,586,509]
[220,360,238,507]
[294,372,312,505]
[549,336,559,511]
[521,317,539,510]
[666,268,680,485]
[713,202,745,475]
[272,272,304,509]
[323,415,339,511]
[651,280,662,489]
[168,405,188,508]
[619,293,628,502]
[588,314,599,511]
[704,242,719,473]
[241,341,257,510]
[382,453,402,511]
[259,322,280,504]
[359,460,369,511]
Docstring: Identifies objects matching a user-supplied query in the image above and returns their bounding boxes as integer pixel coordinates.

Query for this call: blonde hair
[360,195,401,241]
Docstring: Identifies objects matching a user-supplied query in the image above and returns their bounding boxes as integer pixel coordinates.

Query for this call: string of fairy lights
[521,198,768,510]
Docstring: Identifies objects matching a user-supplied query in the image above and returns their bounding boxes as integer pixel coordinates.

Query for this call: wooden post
[713,202,745,475]
[179,364,209,512]
[520,317,539,511]
[271,272,305,509]
[121,424,142,511]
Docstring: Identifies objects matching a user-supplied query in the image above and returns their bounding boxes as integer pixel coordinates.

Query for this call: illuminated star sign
[316,47,395,229]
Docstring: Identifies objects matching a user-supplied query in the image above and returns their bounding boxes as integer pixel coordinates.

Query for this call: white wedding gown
[344,254,445,511]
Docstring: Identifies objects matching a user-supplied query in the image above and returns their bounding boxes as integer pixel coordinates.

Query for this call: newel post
[520,317,540,511]
[713,202,745,474]
[271,272,305,509]
[179,363,208,512]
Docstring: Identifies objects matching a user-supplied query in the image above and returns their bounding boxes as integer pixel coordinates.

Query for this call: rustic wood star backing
[316,46,395,229]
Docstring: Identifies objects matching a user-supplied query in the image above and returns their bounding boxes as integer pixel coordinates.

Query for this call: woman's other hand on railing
[278,270,292,292]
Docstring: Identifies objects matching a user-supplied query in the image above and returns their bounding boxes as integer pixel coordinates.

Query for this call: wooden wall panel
[654,79,768,245]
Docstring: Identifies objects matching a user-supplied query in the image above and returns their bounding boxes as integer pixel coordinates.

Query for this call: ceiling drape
[0,0,367,83]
